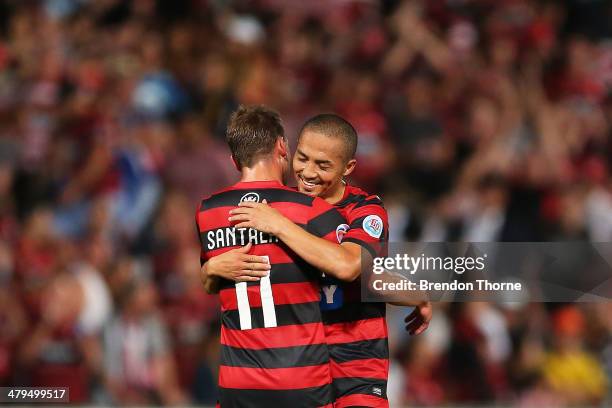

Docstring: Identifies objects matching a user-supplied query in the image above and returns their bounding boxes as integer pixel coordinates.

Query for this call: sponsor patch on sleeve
[362,215,383,239]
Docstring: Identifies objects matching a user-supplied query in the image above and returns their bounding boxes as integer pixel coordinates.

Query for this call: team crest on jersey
[363,215,383,238]
[240,192,260,203]
[336,224,349,243]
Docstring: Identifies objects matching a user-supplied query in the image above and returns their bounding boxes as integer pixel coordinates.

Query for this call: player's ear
[343,158,357,177]
[230,155,241,172]
[276,136,288,160]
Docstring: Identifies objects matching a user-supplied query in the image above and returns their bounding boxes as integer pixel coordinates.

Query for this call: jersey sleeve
[342,199,389,258]
[306,196,346,243]
[195,204,208,265]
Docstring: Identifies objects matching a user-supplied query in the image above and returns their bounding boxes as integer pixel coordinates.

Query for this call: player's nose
[301,170,318,181]
[301,163,318,179]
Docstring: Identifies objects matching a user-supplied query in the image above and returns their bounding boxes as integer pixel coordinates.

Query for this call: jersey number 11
[235,256,277,330]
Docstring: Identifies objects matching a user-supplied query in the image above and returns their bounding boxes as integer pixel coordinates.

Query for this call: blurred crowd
[0,0,611,406]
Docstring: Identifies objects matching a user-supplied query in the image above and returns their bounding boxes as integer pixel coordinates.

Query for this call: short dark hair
[226,105,285,168]
[299,114,357,161]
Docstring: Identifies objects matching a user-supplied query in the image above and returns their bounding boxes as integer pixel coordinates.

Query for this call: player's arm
[196,210,232,295]
[229,200,363,282]
[362,262,432,334]
[364,270,431,335]
[339,200,432,335]
[374,277,431,335]
[200,261,221,295]
[200,243,270,294]
[380,273,431,335]
[402,301,432,335]
[373,271,429,307]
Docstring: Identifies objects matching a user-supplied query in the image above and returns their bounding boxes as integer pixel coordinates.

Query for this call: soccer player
[195,106,347,407]
[206,114,432,407]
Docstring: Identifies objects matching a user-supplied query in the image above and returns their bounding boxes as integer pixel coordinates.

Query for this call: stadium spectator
[103,278,185,405]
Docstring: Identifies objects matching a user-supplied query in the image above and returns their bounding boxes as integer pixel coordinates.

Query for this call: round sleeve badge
[362,215,383,238]
[336,224,349,243]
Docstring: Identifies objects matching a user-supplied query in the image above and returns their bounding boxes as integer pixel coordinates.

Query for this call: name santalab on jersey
[205,226,280,251]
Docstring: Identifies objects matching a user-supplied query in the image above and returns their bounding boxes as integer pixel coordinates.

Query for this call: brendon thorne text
[371,279,523,292]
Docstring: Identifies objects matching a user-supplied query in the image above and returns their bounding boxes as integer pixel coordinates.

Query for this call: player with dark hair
[196,105,349,408]
[206,113,432,407]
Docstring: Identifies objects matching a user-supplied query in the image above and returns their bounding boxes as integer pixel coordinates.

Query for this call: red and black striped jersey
[322,184,390,408]
[196,180,344,408]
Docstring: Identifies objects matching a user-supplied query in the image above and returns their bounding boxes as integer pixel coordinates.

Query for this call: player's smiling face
[293,130,355,202]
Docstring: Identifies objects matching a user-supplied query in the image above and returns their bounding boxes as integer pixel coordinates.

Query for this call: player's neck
[240,160,284,184]
[323,182,346,205]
